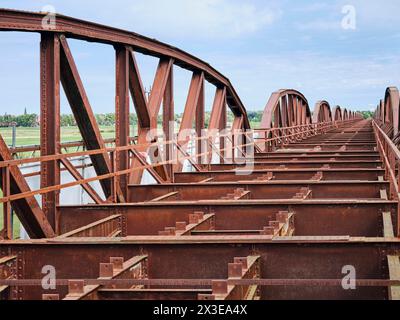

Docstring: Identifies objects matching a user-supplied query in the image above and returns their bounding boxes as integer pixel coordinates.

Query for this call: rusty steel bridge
[0,9,399,301]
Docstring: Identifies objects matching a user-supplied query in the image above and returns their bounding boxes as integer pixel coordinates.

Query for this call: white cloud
[125,0,281,39]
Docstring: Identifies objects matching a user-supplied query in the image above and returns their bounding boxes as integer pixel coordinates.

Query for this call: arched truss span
[385,87,400,137]
[0,8,255,234]
[373,87,400,139]
[260,89,312,129]
[343,109,349,120]
[375,100,384,124]
[333,106,343,121]
[312,101,332,123]
[0,8,251,183]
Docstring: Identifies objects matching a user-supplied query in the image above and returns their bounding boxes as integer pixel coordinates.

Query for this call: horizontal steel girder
[128,181,389,202]
[58,201,397,238]
[1,238,399,300]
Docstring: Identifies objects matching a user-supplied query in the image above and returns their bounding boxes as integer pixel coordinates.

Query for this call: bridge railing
[254,120,359,152]
[0,129,259,238]
[0,118,359,239]
[372,120,400,237]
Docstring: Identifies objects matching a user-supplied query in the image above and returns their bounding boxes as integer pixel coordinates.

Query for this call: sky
[0,0,399,115]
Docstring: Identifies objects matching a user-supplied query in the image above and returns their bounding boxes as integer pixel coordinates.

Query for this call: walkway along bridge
[0,9,399,300]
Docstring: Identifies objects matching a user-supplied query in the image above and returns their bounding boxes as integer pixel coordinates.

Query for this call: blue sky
[0,0,399,114]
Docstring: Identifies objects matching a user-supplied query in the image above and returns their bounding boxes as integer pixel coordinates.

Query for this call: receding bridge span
[0,9,399,301]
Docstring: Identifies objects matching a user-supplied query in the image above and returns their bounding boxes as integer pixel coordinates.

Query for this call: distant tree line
[2,110,338,127]
[0,113,38,127]
[360,111,374,119]
[0,111,251,128]
[247,111,263,123]
[60,114,141,127]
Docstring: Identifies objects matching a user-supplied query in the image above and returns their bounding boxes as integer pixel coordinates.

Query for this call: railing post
[115,45,130,200]
[220,131,225,164]
[397,160,400,237]
[231,131,235,163]
[1,165,12,239]
[110,151,117,203]
[284,128,287,145]
[263,130,266,152]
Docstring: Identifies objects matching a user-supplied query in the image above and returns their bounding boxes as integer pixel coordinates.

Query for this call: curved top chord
[374,86,400,139]
[343,108,349,120]
[260,89,312,129]
[313,100,332,123]
[384,87,400,136]
[0,8,250,129]
[332,106,343,121]
[376,99,385,124]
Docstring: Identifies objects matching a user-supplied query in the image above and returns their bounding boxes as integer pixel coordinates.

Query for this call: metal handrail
[372,120,400,237]
[0,120,353,204]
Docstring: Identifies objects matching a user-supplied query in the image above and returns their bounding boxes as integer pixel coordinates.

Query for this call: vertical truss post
[149,59,173,181]
[230,115,240,162]
[219,103,227,163]
[281,96,288,127]
[110,151,117,203]
[115,46,130,200]
[174,72,204,172]
[1,166,12,239]
[40,32,61,231]
[196,76,205,166]
[288,95,294,127]
[208,87,226,164]
[163,66,174,180]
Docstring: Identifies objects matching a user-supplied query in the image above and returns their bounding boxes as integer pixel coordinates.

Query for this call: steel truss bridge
[0,9,399,300]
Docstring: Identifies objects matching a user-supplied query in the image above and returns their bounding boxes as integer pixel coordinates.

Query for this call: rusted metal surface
[260,89,311,129]
[374,87,400,147]
[1,239,399,300]
[63,255,148,300]
[40,33,61,230]
[57,214,125,238]
[200,256,261,300]
[174,168,385,182]
[58,199,396,238]
[115,46,130,200]
[128,181,389,202]
[313,101,332,123]
[0,8,397,301]
[0,256,16,300]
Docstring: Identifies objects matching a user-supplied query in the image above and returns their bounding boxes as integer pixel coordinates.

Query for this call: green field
[0,126,116,146]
